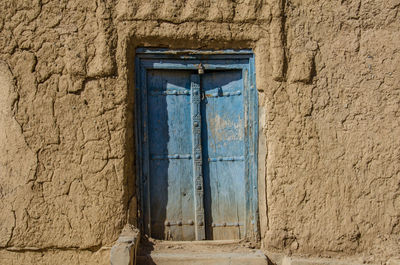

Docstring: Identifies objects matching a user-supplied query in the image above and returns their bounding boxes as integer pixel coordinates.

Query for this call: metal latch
[198,63,204,75]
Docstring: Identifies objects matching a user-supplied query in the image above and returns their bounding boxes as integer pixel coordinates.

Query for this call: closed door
[146,70,196,240]
[139,62,257,241]
[201,71,246,240]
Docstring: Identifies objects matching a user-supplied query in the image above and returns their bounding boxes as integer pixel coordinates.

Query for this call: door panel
[147,70,195,240]
[201,71,246,240]
[142,66,254,241]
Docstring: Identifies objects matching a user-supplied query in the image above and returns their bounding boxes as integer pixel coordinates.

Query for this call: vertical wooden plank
[191,74,206,240]
[134,56,143,232]
[249,55,260,241]
[243,67,251,240]
[141,67,151,236]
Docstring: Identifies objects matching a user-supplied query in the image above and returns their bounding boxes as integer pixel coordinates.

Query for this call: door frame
[135,48,259,241]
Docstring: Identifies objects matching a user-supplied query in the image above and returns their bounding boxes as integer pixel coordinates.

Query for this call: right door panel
[201,70,246,240]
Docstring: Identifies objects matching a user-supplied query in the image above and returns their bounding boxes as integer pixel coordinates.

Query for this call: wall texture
[0,0,399,264]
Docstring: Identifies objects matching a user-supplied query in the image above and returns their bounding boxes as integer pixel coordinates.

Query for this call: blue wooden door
[137,49,258,242]
[145,70,202,240]
[201,71,246,240]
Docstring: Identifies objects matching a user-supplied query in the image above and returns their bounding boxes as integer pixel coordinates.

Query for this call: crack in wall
[5,210,16,247]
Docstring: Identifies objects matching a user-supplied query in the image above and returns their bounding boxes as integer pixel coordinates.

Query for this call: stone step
[137,240,269,265]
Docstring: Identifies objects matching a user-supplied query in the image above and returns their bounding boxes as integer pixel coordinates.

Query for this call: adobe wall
[0,0,399,264]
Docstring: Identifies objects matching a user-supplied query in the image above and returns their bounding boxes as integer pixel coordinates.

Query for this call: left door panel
[146,70,195,240]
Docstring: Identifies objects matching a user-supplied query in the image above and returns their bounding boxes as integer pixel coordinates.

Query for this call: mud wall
[0,0,399,264]
[264,1,400,263]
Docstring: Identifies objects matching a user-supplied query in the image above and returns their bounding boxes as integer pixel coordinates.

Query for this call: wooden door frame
[135,48,259,241]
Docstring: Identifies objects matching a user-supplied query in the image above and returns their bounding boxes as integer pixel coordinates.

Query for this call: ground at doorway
[137,239,269,265]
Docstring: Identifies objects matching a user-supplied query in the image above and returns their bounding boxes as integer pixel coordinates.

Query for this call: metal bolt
[198,221,204,226]
[194,121,199,127]
[165,221,170,226]
[189,220,194,225]
[177,221,182,226]
[195,154,201,159]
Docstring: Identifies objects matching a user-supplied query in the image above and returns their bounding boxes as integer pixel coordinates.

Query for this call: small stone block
[110,224,140,265]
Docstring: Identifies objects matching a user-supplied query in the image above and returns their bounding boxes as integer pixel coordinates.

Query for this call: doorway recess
[135,49,258,242]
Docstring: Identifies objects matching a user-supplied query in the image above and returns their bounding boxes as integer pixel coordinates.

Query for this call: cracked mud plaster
[0,61,37,247]
[0,248,110,265]
[0,0,399,264]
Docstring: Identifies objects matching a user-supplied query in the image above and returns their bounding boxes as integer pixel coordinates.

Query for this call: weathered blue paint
[201,70,246,240]
[135,49,258,241]
[147,70,195,240]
